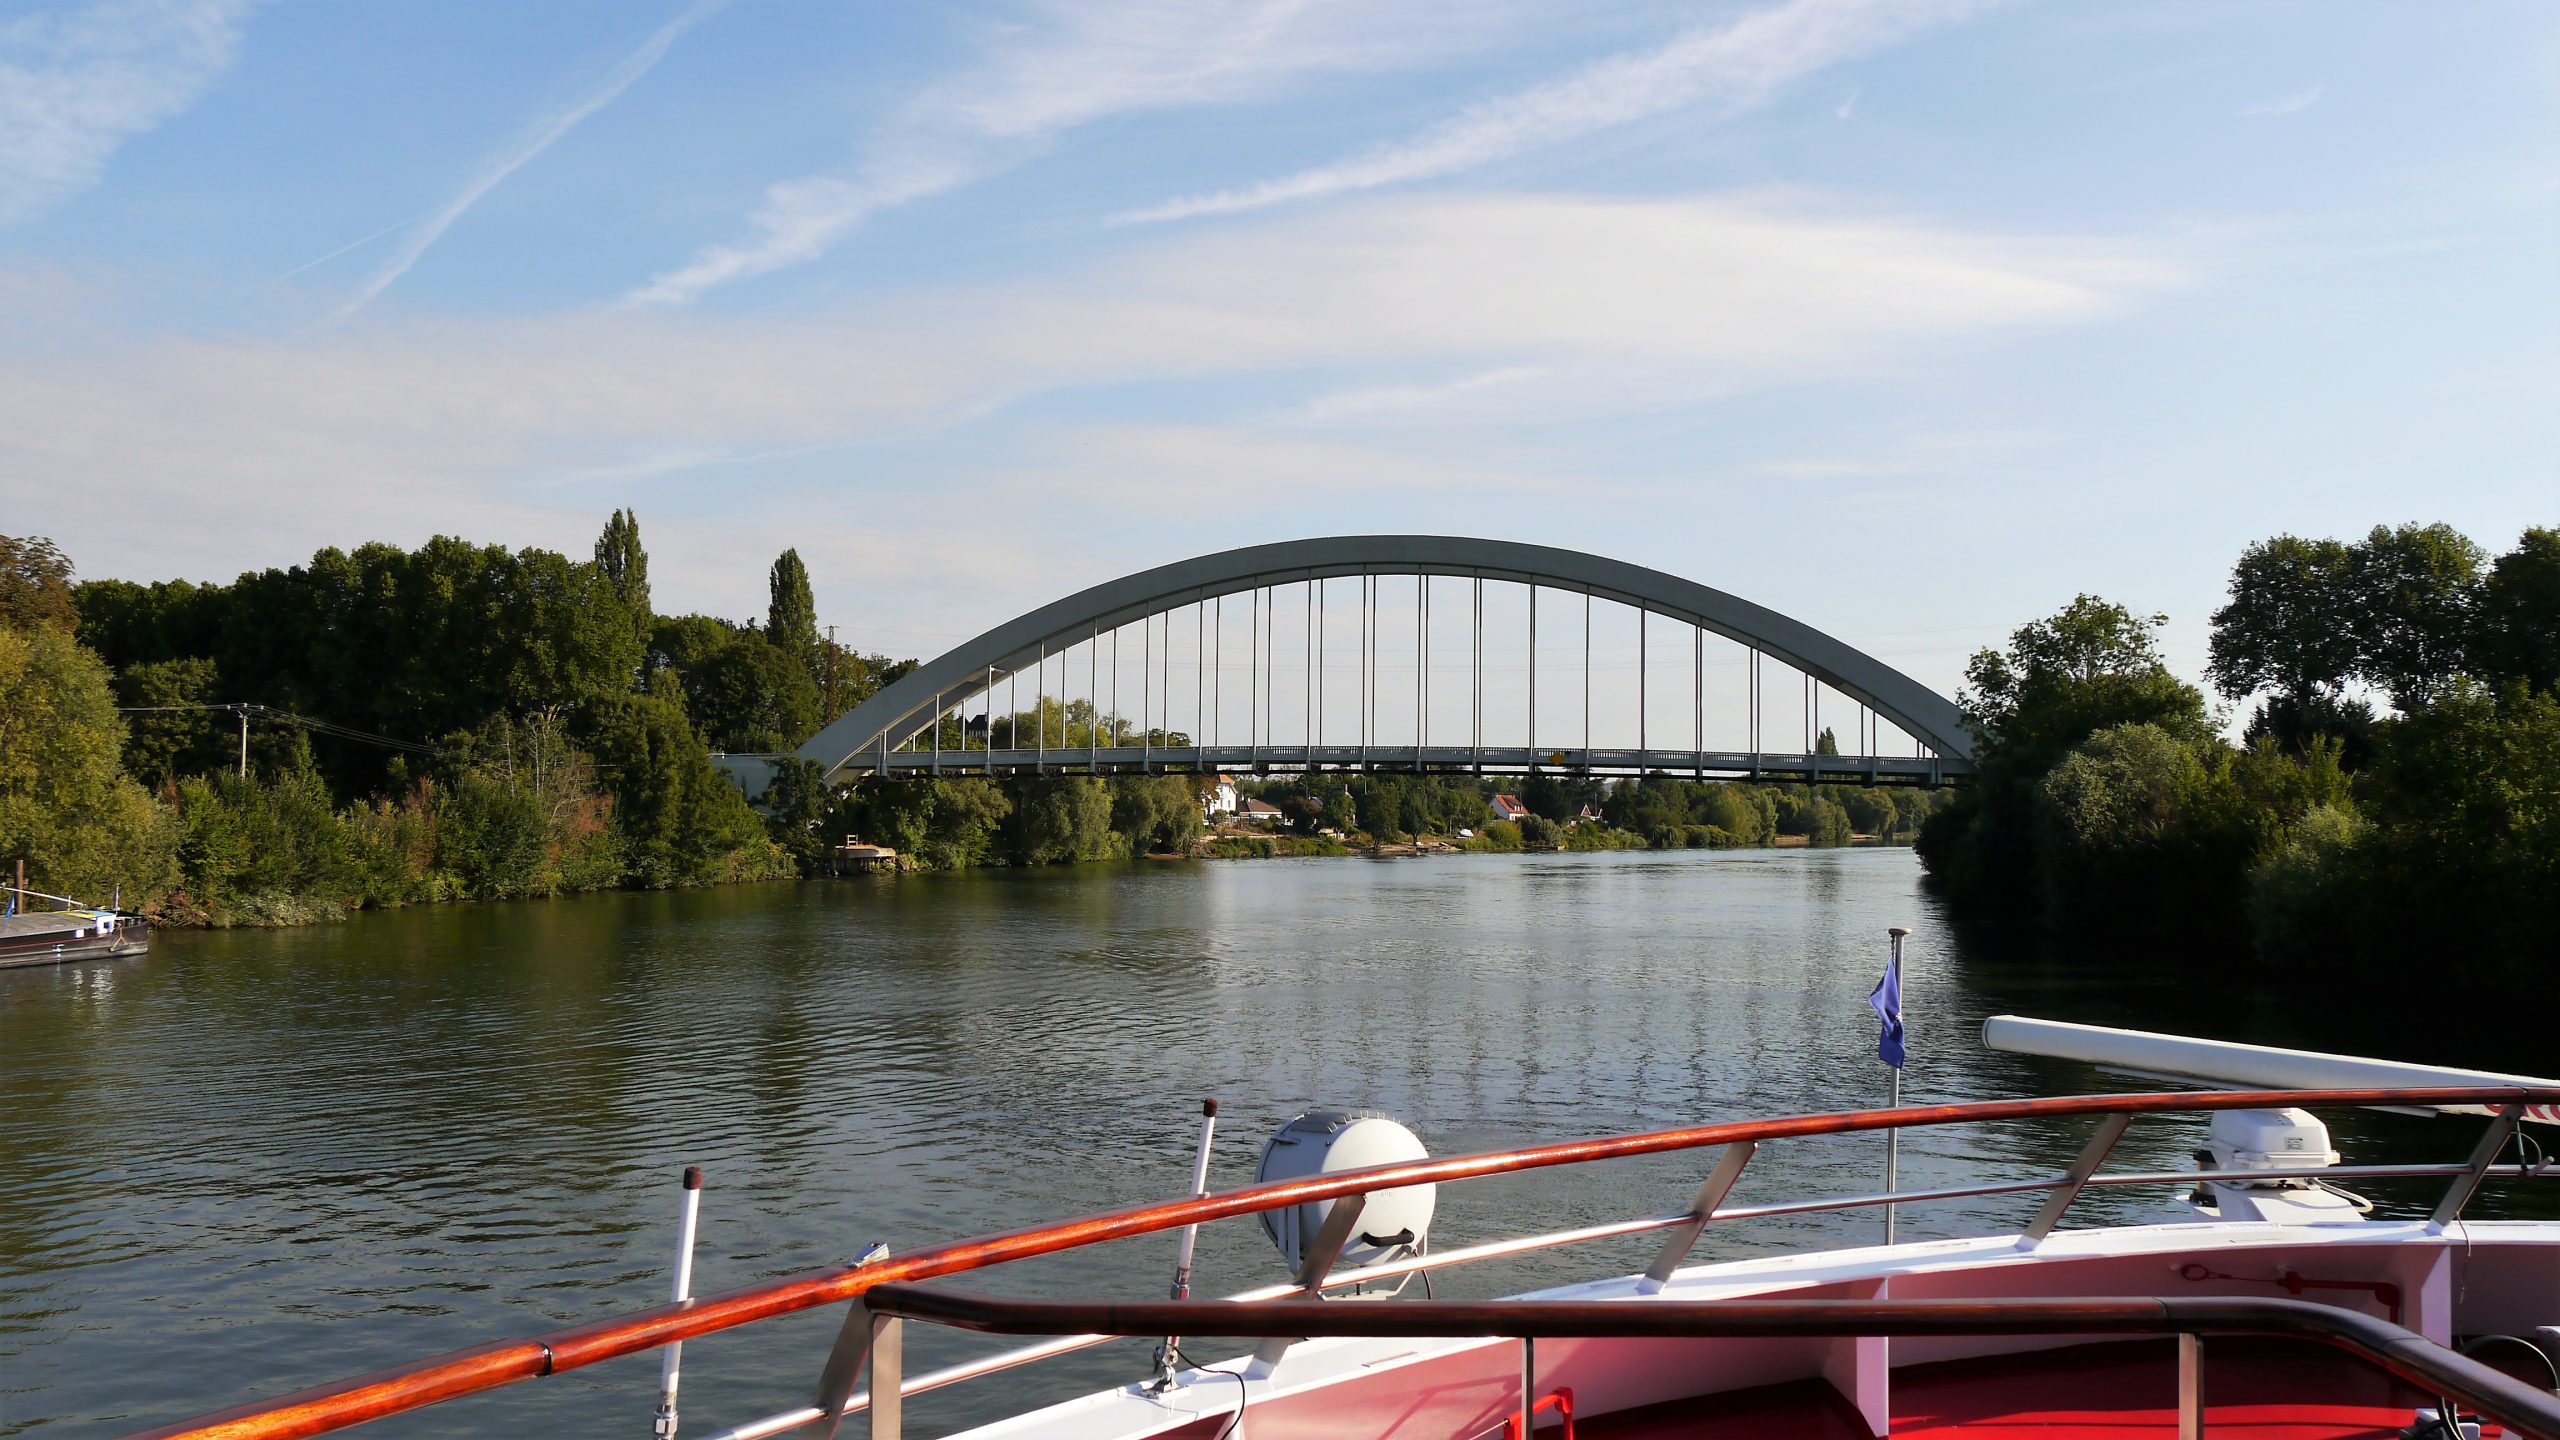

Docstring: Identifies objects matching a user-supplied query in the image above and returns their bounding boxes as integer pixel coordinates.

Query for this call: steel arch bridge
[784,536,1975,789]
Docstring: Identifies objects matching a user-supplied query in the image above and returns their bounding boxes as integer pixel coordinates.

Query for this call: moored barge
[0,887,149,968]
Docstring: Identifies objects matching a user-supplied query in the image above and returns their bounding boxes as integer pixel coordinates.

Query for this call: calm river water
[2,848,2543,1438]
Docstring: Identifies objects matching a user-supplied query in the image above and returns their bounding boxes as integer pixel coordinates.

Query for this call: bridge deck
[840,745,1965,784]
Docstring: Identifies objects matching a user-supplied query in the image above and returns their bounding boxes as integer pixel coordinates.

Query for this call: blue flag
[1868,955,1905,1069]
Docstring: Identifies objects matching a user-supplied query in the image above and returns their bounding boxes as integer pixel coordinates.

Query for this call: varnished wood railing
[116,1085,2560,1440]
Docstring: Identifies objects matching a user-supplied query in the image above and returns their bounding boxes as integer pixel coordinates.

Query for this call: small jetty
[827,839,902,874]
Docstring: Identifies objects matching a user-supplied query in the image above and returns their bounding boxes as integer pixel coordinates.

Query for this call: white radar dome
[1254,1110,1435,1278]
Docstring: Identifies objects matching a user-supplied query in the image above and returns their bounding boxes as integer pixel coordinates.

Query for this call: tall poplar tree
[594,510,651,622]
[767,549,821,684]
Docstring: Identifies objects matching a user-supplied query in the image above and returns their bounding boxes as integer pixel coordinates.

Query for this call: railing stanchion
[2177,1332,2203,1440]
[1249,1192,1367,1374]
[652,1166,705,1439]
[1639,1141,1756,1293]
[2022,1113,2133,1246]
[1520,1334,1536,1440]
[2433,1103,2524,1227]
[811,1246,894,1440]
[868,1312,902,1440]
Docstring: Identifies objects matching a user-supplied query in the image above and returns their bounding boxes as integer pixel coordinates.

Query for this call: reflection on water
[0,848,2544,1437]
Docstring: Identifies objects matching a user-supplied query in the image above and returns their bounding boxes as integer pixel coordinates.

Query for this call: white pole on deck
[654,1166,705,1438]
[1149,1099,1220,1391]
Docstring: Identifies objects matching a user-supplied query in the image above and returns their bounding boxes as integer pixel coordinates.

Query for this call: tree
[116,656,226,788]
[2207,535,2360,717]
[767,549,821,685]
[582,692,787,886]
[651,614,743,676]
[2282,685,2560,984]
[2476,527,2560,697]
[1958,595,2210,764]
[0,535,78,632]
[0,625,176,902]
[2348,522,2483,710]
[687,633,821,752]
[1518,773,1573,823]
[1356,778,1405,840]
[1006,776,1117,863]
[2239,690,2376,768]
[594,509,652,637]
[759,758,833,875]
[1921,595,2211,922]
[1399,786,1434,838]
[2032,723,2244,934]
[1110,774,1202,854]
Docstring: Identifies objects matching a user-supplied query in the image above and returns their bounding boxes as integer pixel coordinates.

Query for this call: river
[1,848,2545,1438]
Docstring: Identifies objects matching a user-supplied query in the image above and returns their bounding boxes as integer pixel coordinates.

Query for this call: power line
[115,703,441,759]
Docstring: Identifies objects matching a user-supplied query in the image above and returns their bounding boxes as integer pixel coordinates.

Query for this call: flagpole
[1884,926,1909,1245]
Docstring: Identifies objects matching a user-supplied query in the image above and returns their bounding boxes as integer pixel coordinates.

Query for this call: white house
[1488,793,1529,823]
[1204,774,1240,819]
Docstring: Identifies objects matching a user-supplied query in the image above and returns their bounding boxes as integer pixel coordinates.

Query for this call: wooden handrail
[864,1288,2560,1440]
[115,1085,2560,1440]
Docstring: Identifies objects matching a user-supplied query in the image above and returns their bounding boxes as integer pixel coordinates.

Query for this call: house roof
[1239,799,1283,815]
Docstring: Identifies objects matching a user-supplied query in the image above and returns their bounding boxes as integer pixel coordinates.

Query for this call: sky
[2,0,2554,731]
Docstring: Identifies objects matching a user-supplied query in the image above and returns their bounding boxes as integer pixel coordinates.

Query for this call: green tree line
[1916,523,2558,987]
[3,518,920,923]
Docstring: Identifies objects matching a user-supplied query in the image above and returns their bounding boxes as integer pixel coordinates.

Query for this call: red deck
[1582,1339,2447,1440]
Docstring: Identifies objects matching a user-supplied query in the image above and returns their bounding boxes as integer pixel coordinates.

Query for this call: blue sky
[3,0,2554,719]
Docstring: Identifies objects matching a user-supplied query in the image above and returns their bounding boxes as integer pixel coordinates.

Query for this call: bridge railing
[846,743,1960,783]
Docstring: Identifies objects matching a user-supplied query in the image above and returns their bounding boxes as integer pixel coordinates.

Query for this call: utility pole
[236,705,249,780]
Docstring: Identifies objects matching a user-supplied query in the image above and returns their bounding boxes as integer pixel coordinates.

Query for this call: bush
[1518,814,1562,849]
[173,765,355,922]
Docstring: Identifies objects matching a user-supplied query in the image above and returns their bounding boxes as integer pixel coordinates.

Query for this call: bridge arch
[797,536,1972,784]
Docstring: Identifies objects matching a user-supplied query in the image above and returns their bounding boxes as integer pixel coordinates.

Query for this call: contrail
[328,0,728,325]
[264,207,438,286]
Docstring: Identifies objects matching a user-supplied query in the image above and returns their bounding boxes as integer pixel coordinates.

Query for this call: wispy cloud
[625,0,1512,308]
[1116,0,1991,226]
[0,0,263,227]
[0,191,2174,649]
[329,0,726,325]
[1290,365,1554,425]
[2238,84,2322,119]
[1,192,2173,572]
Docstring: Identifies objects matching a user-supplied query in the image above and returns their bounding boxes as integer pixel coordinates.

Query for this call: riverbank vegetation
[6,519,910,923]
[1915,523,2557,987]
